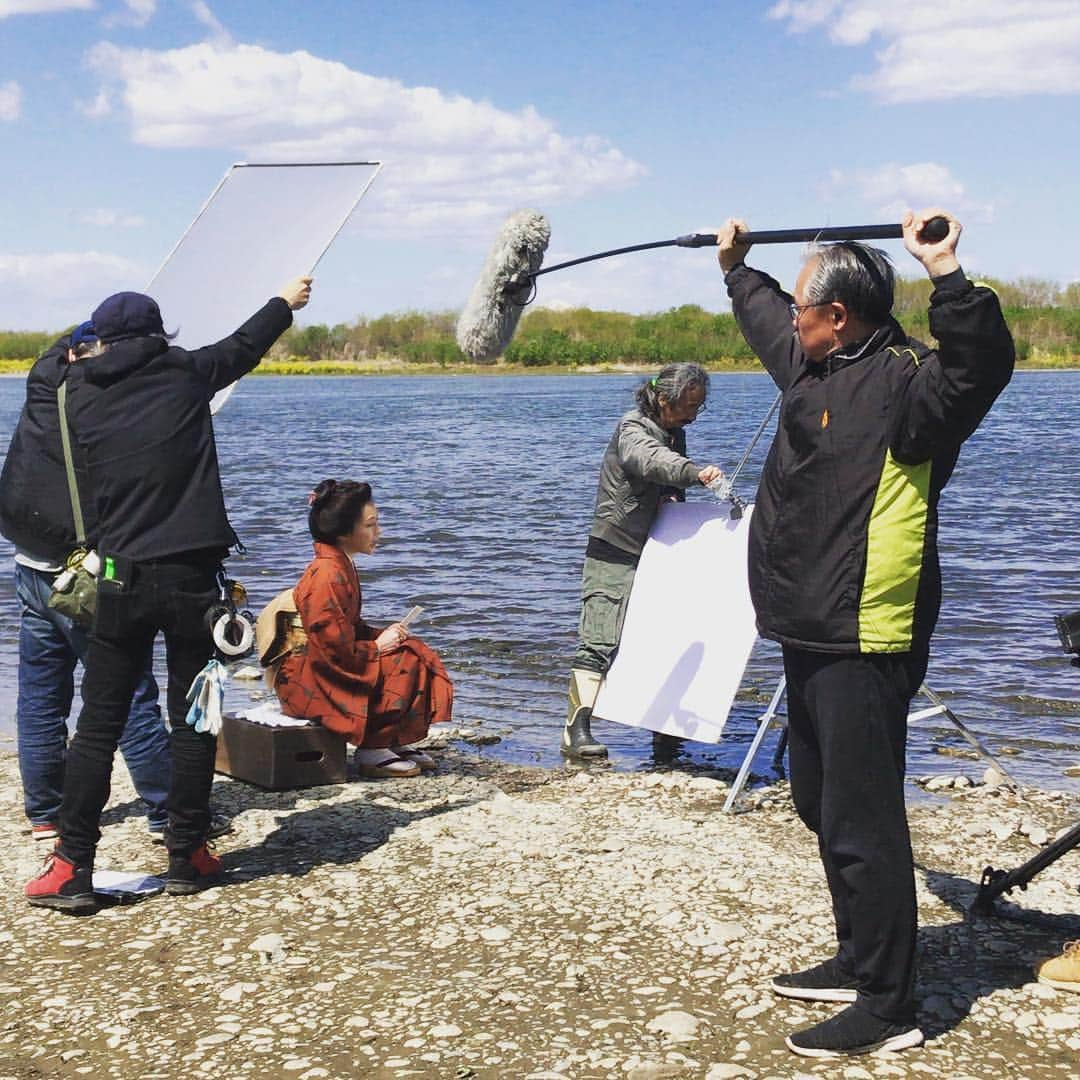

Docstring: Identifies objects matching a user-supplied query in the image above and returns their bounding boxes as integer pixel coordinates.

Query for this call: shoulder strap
[56,380,86,545]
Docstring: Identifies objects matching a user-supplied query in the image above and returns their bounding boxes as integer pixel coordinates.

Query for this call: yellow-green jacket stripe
[859,453,931,652]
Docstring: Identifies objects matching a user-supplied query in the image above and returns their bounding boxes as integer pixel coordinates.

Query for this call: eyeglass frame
[789,299,834,321]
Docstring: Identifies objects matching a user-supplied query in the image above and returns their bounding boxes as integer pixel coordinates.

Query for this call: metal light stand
[722,680,1022,812]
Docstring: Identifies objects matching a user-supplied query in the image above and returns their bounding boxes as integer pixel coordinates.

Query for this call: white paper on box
[593,501,758,742]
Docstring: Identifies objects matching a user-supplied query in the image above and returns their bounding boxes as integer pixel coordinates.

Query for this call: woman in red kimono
[273,479,453,777]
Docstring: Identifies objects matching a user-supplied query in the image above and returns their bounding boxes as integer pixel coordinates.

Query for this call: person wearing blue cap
[24,276,312,913]
[0,322,172,845]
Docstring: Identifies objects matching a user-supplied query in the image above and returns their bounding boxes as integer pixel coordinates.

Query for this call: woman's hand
[698,465,723,487]
[375,623,409,654]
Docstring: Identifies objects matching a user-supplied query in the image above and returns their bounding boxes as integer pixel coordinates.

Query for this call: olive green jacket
[589,408,701,556]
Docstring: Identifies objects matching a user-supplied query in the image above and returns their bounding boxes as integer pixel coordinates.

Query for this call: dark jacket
[589,408,702,557]
[727,264,1014,654]
[0,336,96,563]
[66,298,292,561]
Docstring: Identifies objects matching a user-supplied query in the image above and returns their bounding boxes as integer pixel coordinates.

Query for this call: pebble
[430,1023,463,1038]
[646,1010,704,1042]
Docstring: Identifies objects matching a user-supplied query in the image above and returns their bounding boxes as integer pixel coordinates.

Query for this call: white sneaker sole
[1037,974,1080,993]
[772,982,858,1003]
[786,1026,924,1058]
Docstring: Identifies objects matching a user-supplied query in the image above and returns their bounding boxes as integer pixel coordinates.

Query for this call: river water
[0,372,1076,793]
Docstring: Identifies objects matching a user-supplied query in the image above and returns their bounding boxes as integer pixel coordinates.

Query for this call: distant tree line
[3,276,1078,367]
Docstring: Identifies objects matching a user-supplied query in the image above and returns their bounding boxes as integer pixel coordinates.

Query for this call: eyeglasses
[789,300,832,321]
[673,400,707,417]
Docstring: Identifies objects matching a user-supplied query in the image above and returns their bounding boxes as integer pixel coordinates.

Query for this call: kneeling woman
[273,480,453,777]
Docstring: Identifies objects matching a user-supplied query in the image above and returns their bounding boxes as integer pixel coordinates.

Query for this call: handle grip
[675,216,950,247]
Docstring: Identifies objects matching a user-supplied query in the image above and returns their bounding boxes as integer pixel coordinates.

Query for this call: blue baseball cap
[91,291,165,343]
[69,321,98,351]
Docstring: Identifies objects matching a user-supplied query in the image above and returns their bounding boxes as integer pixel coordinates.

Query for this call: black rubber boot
[561,669,608,759]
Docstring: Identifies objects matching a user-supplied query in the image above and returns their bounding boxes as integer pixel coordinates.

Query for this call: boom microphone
[456,214,951,362]
[456,209,550,362]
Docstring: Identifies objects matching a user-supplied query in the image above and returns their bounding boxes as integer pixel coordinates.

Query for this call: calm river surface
[0,372,1076,793]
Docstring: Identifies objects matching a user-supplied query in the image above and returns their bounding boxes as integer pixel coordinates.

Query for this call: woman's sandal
[392,746,437,772]
[354,748,421,779]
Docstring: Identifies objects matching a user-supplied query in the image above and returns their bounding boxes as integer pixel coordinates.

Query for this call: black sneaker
[150,810,233,846]
[772,956,859,1003]
[165,843,223,895]
[786,1004,924,1058]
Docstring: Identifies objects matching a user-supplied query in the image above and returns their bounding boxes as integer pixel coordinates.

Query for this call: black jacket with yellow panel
[725,264,1014,655]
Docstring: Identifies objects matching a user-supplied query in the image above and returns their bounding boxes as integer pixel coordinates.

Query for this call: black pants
[782,645,928,1025]
[59,556,222,866]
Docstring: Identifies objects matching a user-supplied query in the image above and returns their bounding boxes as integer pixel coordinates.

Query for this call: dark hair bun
[311,479,337,506]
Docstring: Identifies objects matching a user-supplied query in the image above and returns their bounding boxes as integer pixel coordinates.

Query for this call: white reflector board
[593,501,758,742]
[145,161,381,412]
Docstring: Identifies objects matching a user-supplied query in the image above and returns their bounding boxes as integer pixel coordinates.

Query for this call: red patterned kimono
[274,542,453,747]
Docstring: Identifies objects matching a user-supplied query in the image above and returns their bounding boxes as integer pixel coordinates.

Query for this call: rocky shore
[1,736,1078,1080]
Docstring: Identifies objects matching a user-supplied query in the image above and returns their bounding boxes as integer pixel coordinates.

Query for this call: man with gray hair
[716,209,1014,1057]
[564,362,722,758]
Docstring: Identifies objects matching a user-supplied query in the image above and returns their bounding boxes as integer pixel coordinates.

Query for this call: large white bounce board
[593,501,758,742]
[144,161,382,414]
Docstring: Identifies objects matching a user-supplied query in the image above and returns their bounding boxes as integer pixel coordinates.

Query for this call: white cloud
[0,250,144,330]
[83,40,646,236]
[77,208,146,227]
[190,0,225,40]
[105,0,154,28]
[822,161,995,222]
[0,0,93,16]
[0,81,21,121]
[768,1,1080,101]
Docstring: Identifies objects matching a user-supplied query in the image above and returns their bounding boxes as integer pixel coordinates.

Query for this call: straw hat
[255,588,301,666]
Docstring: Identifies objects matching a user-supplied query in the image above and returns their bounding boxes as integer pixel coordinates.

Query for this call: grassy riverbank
[1,354,1076,376]
[4,278,1078,375]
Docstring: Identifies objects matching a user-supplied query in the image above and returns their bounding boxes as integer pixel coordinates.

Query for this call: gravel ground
[1,735,1078,1080]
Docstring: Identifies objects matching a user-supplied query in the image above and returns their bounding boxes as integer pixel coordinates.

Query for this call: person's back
[0,327,171,841]
[25,278,312,914]
[68,295,294,560]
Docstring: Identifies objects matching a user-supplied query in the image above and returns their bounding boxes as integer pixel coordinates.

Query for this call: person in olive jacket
[563,363,722,759]
[716,208,1014,1058]
[25,276,312,913]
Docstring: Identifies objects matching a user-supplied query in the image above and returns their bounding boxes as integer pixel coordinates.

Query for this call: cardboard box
[215,712,347,790]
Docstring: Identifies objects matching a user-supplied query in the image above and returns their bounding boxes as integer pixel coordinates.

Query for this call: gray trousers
[571,556,638,674]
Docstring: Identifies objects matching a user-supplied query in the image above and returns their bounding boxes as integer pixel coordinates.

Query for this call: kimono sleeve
[298,562,381,687]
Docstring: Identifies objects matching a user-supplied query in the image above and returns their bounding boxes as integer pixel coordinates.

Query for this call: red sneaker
[25,850,96,913]
[165,843,223,895]
[30,823,59,842]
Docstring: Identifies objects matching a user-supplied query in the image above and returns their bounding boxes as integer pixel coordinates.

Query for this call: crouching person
[268,480,453,777]
[25,277,312,913]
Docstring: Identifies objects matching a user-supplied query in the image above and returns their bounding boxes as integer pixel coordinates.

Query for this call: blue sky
[1,0,1077,331]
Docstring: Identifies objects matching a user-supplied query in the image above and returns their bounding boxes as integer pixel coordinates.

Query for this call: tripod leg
[972,820,1080,914]
[723,676,786,812]
[919,683,1022,790]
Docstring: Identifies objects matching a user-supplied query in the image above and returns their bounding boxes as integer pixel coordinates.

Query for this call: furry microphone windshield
[456,209,550,362]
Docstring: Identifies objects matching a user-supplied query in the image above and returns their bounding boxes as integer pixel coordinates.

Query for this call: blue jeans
[15,562,170,831]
